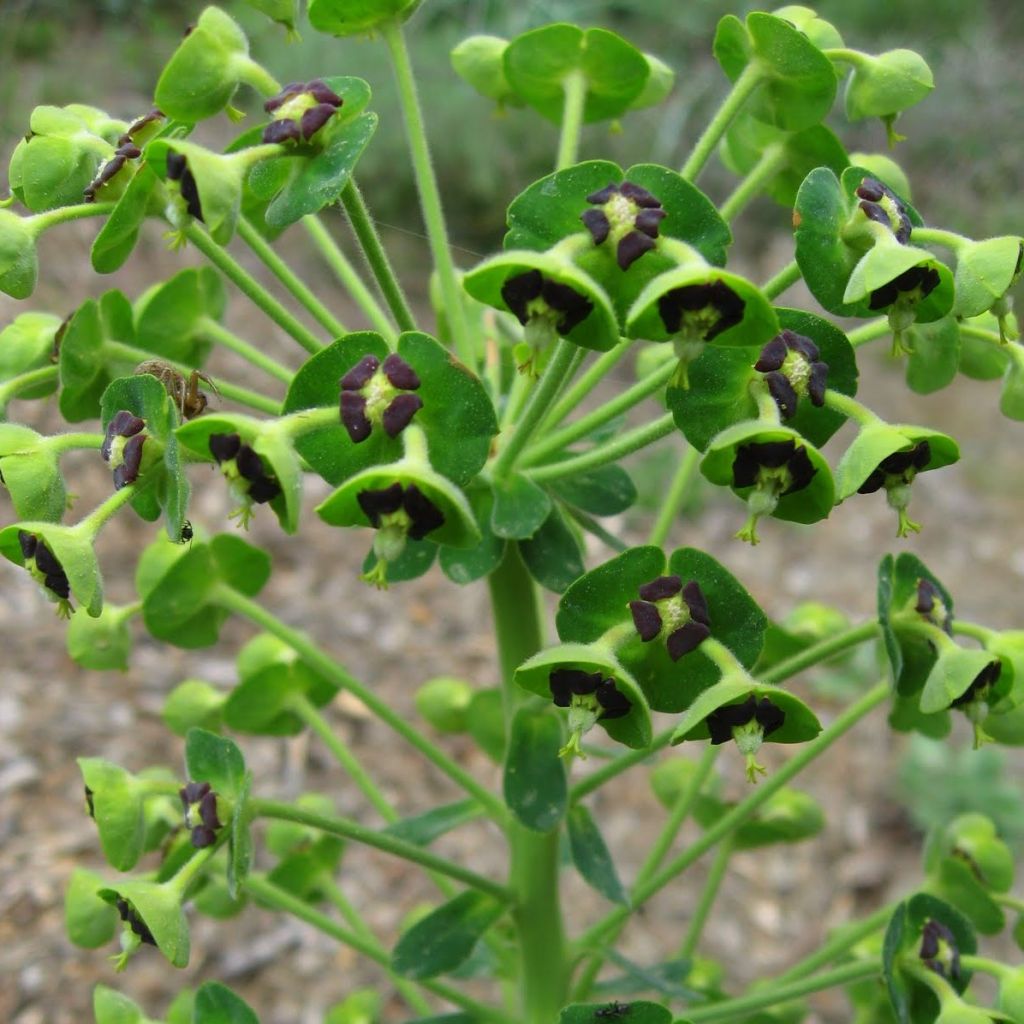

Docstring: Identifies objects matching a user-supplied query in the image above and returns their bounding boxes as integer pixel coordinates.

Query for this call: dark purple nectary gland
[381,393,423,438]
[382,353,421,391]
[340,392,372,443]
[638,575,682,602]
[340,354,381,391]
[629,600,663,642]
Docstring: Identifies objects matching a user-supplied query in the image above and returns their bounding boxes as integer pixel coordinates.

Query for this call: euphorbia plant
[4,2,1024,1023]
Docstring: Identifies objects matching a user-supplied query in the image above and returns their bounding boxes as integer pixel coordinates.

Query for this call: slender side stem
[321,880,433,1016]
[571,745,716,1000]
[994,892,1024,915]
[570,727,674,803]
[28,201,115,232]
[952,621,995,644]
[45,432,104,453]
[104,340,282,415]
[380,20,473,366]
[960,324,1009,348]
[339,180,417,335]
[719,144,787,223]
[211,584,506,821]
[543,341,633,430]
[252,798,511,901]
[488,546,570,1024]
[760,622,881,685]
[529,413,676,483]
[761,260,802,302]
[523,358,677,467]
[685,960,880,1022]
[576,681,889,954]
[492,338,578,481]
[247,876,515,1024]
[647,443,701,547]
[184,224,324,355]
[302,215,396,338]
[0,364,59,405]
[236,217,347,338]
[77,482,139,536]
[556,70,588,171]
[823,389,884,427]
[291,695,396,822]
[908,227,968,251]
[197,317,294,383]
[679,836,733,959]
[847,318,892,348]
[680,64,763,182]
[774,902,896,984]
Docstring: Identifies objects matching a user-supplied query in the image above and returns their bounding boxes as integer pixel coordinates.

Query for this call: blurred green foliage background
[2,0,1023,254]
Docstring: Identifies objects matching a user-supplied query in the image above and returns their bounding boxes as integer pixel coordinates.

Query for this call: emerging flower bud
[338,352,423,444]
[262,79,344,145]
[581,180,667,270]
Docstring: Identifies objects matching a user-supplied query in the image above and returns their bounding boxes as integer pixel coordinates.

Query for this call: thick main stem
[380,20,474,366]
[488,546,569,1024]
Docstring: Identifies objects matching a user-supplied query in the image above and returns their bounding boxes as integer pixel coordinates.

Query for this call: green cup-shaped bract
[154,6,280,122]
[244,0,299,35]
[772,5,844,50]
[630,53,675,110]
[415,677,475,733]
[163,679,227,737]
[451,35,520,107]
[78,757,146,871]
[307,0,421,36]
[66,868,119,949]
[0,312,62,393]
[0,208,39,300]
[843,49,934,124]
[848,151,912,200]
[0,425,67,522]
[66,601,135,671]
[98,877,191,968]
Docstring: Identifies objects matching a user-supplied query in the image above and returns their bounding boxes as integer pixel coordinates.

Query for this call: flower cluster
[705,695,785,745]
[657,280,745,341]
[855,176,912,244]
[869,265,940,311]
[339,353,423,444]
[919,918,961,980]
[549,668,631,720]
[629,575,711,661]
[209,433,281,526]
[356,482,445,541]
[857,440,930,495]
[581,181,667,270]
[500,270,593,336]
[101,411,147,490]
[262,79,344,145]
[179,781,222,849]
[732,439,817,496]
[19,530,71,614]
[754,330,829,420]
[115,898,156,947]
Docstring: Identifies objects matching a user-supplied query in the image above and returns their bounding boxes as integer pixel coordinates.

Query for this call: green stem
[0,364,59,405]
[685,959,880,1022]
[321,880,434,1015]
[211,584,506,821]
[542,341,633,430]
[959,953,1013,980]
[492,338,578,481]
[571,745,716,1000]
[570,727,674,803]
[103,340,282,415]
[252,798,511,901]
[823,389,884,427]
[529,413,676,483]
[994,892,1024,915]
[719,143,788,223]
[77,482,139,537]
[774,902,896,984]
[236,217,347,338]
[290,695,396,822]
[275,405,339,441]
[523,358,677,467]
[679,836,733,959]
[680,63,763,182]
[28,201,115,233]
[488,546,569,1024]
[339,179,417,335]
[183,223,324,355]
[380,20,474,367]
[960,324,1008,348]
[246,875,515,1024]
[647,443,701,547]
[909,227,969,251]
[167,840,222,896]
[761,260,803,302]
[302,215,396,338]
[951,620,995,644]
[760,621,881,684]
[847,318,892,348]
[197,316,293,383]
[45,432,105,453]
[556,70,588,171]
[576,681,889,954]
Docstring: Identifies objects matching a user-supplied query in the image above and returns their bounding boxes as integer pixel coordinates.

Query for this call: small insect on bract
[135,360,219,420]
[595,1003,630,1019]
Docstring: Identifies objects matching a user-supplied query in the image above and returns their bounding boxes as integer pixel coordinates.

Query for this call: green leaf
[440,483,506,585]
[566,804,628,905]
[451,35,518,107]
[391,891,505,980]
[307,0,420,36]
[713,12,837,131]
[0,425,67,522]
[503,24,649,125]
[0,207,39,299]
[91,162,160,274]
[193,981,260,1024]
[185,728,246,798]
[383,800,481,847]
[65,868,119,949]
[549,463,637,517]
[466,689,507,763]
[904,316,961,394]
[520,506,585,593]
[559,1002,673,1024]
[503,707,567,832]
[228,772,254,900]
[93,985,146,1024]
[66,601,134,670]
[491,473,552,539]
[133,266,223,364]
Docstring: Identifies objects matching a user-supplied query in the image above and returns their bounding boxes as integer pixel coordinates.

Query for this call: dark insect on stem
[180,520,194,546]
[595,1002,630,1019]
